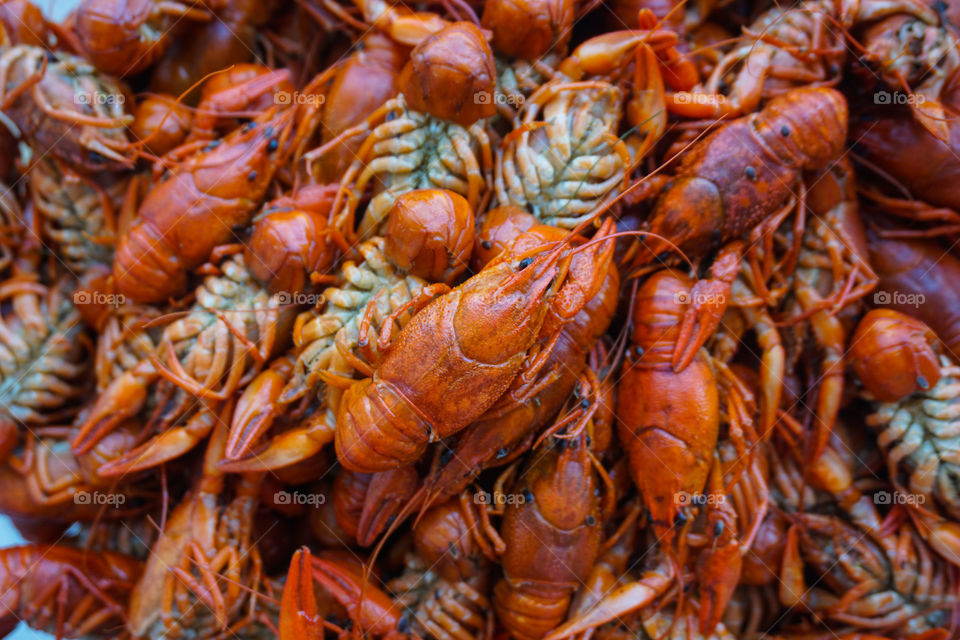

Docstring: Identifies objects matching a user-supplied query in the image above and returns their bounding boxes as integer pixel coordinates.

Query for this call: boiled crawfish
[0,45,134,171]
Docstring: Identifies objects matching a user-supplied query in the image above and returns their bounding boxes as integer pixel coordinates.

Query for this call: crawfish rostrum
[2,0,960,638]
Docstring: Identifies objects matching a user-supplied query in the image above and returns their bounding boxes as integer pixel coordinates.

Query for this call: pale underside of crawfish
[494,54,559,106]
[386,552,492,640]
[867,356,960,521]
[0,279,87,425]
[93,305,162,392]
[73,253,280,469]
[495,82,627,228]
[343,94,493,238]
[285,237,428,410]
[793,512,955,634]
[167,254,276,383]
[128,482,274,639]
[714,0,841,103]
[30,156,123,271]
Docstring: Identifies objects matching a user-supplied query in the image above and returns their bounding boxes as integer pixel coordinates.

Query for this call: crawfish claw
[225,369,286,461]
[71,370,149,455]
[280,548,324,640]
[672,279,730,372]
[542,574,671,640]
[672,242,743,372]
[97,410,215,476]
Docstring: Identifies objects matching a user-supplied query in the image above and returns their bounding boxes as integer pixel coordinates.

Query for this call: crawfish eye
[518,257,533,269]
[585,515,596,526]
[714,521,724,537]
[268,138,278,152]
[917,374,929,389]
[440,448,454,465]
[496,447,509,459]
[522,489,534,503]
[481,240,492,250]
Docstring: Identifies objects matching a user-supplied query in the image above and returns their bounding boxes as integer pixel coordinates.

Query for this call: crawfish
[864,356,960,524]
[482,0,573,61]
[852,109,960,215]
[223,188,472,471]
[221,237,433,471]
[493,432,604,640]
[779,511,959,634]
[494,81,635,229]
[640,87,848,262]
[422,214,619,506]
[29,156,125,273]
[0,45,134,171]
[626,87,848,371]
[668,0,845,117]
[346,498,496,639]
[308,22,495,238]
[334,219,615,472]
[0,544,142,639]
[0,271,88,430]
[6,420,157,519]
[73,253,288,476]
[113,98,317,304]
[855,7,960,140]
[280,547,405,640]
[312,32,409,183]
[128,420,277,639]
[383,188,475,285]
[768,159,876,459]
[188,64,295,142]
[616,267,759,545]
[849,309,942,402]
[146,0,271,97]
[243,182,341,295]
[74,0,211,77]
[0,0,49,47]
[866,234,960,359]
